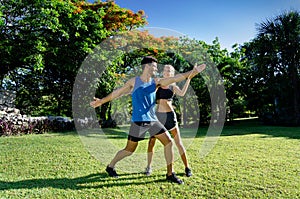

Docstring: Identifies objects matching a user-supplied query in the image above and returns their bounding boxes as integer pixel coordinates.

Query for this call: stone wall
[0,90,75,135]
[0,90,16,109]
[0,106,75,136]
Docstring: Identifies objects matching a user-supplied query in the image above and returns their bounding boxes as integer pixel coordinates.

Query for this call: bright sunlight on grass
[1,120,299,198]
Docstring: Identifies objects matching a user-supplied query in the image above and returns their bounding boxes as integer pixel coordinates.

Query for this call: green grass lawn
[1,120,299,198]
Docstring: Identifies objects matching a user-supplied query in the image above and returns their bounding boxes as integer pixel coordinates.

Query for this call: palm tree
[247,10,300,125]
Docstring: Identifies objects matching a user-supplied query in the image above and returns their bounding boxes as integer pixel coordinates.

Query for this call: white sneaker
[144,167,152,176]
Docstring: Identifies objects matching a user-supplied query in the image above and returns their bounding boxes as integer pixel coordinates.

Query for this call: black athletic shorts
[156,111,177,131]
[128,121,167,142]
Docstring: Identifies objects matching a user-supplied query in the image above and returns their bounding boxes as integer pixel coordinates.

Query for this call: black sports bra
[156,86,174,101]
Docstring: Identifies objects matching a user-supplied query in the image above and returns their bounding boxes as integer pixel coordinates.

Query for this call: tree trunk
[291,65,300,125]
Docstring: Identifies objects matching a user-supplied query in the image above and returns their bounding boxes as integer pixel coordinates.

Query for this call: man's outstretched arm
[90,78,134,108]
[157,63,206,87]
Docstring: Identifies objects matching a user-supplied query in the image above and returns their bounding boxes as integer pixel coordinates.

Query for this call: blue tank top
[131,76,157,122]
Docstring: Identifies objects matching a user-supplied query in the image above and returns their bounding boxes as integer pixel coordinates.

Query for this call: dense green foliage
[243,11,300,125]
[0,0,299,126]
[0,0,146,117]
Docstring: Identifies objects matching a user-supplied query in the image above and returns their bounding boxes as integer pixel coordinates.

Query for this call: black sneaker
[185,167,192,177]
[106,166,119,178]
[166,172,183,184]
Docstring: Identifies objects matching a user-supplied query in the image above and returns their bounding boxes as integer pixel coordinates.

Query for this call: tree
[0,0,146,116]
[244,10,300,125]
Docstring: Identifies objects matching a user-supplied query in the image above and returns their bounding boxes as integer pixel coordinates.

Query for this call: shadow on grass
[52,119,300,140]
[47,128,129,140]
[216,119,300,139]
[0,172,167,191]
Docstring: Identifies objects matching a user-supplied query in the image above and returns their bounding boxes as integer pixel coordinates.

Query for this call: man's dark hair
[141,56,157,65]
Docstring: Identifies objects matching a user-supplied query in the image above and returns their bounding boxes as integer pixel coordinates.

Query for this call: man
[90,56,206,184]
[145,64,193,177]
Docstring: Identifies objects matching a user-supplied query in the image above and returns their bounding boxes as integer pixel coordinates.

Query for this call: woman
[145,64,192,177]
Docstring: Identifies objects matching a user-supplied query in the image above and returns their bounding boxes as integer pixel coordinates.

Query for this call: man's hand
[90,97,102,108]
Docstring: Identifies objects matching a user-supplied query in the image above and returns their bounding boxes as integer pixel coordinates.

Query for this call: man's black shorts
[128,121,167,142]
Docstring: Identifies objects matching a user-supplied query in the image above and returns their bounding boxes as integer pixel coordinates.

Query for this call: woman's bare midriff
[156,99,174,113]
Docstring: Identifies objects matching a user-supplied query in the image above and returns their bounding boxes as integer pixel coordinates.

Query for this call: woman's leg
[146,137,156,169]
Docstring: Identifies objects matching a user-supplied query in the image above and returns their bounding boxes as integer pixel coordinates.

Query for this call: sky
[93,0,300,51]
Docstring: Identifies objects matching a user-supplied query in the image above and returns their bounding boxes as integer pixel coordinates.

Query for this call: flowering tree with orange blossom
[0,0,147,117]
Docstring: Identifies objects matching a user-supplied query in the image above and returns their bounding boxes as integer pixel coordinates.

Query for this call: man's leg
[154,131,174,175]
[170,127,192,177]
[170,127,188,168]
[155,131,183,184]
[106,139,138,178]
[108,139,138,168]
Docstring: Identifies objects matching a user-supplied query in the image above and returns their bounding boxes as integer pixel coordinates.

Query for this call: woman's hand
[189,63,206,79]
[90,97,103,108]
